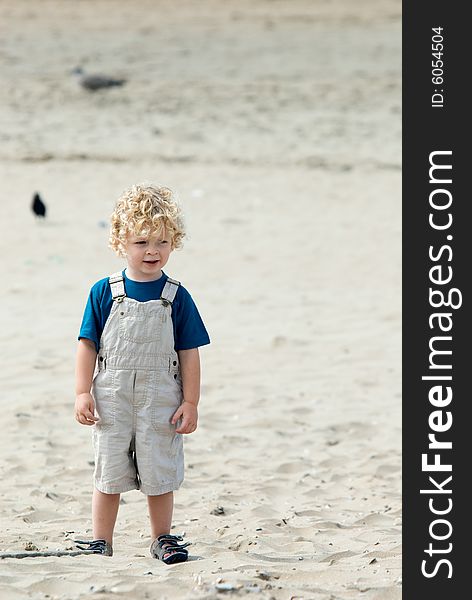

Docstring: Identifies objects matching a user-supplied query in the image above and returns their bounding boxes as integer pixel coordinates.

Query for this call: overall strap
[109,272,126,303]
[161,277,180,306]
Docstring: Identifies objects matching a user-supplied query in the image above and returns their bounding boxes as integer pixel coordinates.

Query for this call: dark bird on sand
[72,67,126,91]
[32,192,46,218]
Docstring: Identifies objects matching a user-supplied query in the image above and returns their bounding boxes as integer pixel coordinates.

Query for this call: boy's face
[124,229,173,281]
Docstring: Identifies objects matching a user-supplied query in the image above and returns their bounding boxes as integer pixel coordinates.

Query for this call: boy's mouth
[144,260,159,264]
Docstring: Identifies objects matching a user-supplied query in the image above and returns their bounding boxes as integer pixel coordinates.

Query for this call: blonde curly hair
[109,183,185,256]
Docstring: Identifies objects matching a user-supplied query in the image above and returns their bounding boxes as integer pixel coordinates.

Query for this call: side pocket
[92,370,116,429]
[149,371,182,447]
[151,407,178,434]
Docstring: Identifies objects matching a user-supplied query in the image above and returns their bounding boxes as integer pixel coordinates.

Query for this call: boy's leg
[92,488,120,543]
[147,491,174,539]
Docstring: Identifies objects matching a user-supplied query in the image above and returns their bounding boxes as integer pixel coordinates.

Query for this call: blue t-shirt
[79,270,210,353]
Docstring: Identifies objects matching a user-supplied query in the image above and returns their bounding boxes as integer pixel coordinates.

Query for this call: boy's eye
[135,240,147,245]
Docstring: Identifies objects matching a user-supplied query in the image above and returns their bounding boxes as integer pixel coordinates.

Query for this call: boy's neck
[124,267,164,283]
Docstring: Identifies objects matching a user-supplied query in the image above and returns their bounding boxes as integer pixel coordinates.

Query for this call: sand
[0,1,401,598]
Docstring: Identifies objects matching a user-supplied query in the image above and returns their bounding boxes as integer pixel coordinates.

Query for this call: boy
[74,183,210,563]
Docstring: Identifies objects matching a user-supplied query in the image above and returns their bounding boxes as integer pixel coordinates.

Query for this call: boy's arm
[75,338,99,425]
[172,348,200,434]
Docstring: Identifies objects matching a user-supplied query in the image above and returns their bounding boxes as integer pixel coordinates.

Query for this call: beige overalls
[92,272,184,496]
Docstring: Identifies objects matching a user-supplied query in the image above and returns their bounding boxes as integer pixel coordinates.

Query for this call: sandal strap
[160,543,191,551]
[157,534,184,542]
[157,534,191,549]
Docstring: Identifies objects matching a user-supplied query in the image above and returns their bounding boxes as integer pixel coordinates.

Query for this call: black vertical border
[403,2,469,597]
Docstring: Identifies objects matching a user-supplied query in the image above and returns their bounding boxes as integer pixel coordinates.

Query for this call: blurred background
[0,1,401,597]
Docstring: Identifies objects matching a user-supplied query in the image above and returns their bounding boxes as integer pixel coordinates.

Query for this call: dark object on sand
[72,67,126,91]
[32,192,46,218]
[0,549,98,559]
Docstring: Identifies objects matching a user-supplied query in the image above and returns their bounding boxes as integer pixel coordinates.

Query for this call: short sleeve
[78,279,112,352]
[173,286,210,351]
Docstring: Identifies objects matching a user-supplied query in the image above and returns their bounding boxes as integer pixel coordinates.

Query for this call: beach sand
[0,1,401,598]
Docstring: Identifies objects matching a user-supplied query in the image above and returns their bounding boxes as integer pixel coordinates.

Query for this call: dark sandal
[74,539,113,556]
[150,534,191,564]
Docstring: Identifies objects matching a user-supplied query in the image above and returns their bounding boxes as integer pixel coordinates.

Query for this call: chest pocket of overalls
[118,303,166,344]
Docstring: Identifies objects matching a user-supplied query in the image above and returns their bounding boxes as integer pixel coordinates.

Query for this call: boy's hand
[75,392,99,426]
[172,401,198,434]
